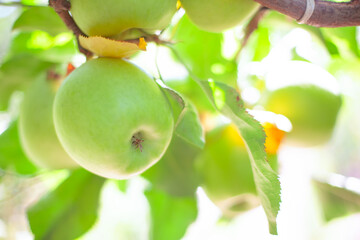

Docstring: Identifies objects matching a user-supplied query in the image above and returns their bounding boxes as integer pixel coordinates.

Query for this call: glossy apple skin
[70,0,177,39]
[53,58,174,179]
[181,0,259,32]
[19,74,78,169]
[264,85,342,146]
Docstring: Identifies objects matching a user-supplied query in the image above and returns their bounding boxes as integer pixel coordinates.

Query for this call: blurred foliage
[0,55,52,110]
[28,169,105,240]
[172,15,238,87]
[143,134,201,198]
[314,178,360,222]
[145,188,198,240]
[10,31,76,62]
[0,119,38,175]
[13,6,69,36]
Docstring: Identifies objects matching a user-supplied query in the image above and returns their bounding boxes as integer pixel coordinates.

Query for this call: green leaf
[28,169,105,240]
[159,82,204,148]
[323,39,340,56]
[252,26,271,62]
[143,85,203,197]
[175,101,204,149]
[0,120,37,175]
[115,179,128,193]
[166,77,215,112]
[321,27,360,58]
[13,6,68,36]
[174,104,204,149]
[198,80,281,234]
[159,82,185,124]
[143,134,202,197]
[313,176,360,222]
[172,15,237,86]
[145,188,197,240]
[138,86,201,235]
[168,44,281,234]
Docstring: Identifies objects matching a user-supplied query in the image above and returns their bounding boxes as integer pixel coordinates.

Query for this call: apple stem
[234,7,269,61]
[48,0,173,58]
[131,135,144,152]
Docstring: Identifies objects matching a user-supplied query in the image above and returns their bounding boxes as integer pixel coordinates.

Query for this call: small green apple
[181,0,259,32]
[263,85,342,146]
[196,124,278,218]
[70,0,178,39]
[19,73,78,169]
[53,58,174,179]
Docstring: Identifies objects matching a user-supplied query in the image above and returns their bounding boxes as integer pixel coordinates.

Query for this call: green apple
[196,124,278,218]
[19,73,78,169]
[70,0,178,39]
[180,0,259,32]
[53,58,174,179]
[263,85,342,146]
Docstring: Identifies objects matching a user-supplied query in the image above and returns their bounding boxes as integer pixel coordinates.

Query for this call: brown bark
[254,0,360,27]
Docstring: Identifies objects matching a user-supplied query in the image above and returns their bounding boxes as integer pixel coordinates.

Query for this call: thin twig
[235,7,270,60]
[242,7,270,50]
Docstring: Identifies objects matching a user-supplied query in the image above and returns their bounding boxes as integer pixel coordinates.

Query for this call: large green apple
[180,0,259,32]
[70,0,178,39]
[53,58,174,179]
[196,124,278,218]
[19,73,78,169]
[263,85,342,146]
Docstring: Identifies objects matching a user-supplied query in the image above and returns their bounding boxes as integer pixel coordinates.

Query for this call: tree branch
[242,7,269,48]
[254,0,360,27]
[48,0,93,57]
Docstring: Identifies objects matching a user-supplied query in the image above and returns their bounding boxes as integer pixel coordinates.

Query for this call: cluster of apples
[17,1,342,222]
[20,0,180,179]
[19,0,261,179]
[71,0,259,37]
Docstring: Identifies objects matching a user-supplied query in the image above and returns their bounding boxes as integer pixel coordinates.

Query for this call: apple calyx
[132,133,144,152]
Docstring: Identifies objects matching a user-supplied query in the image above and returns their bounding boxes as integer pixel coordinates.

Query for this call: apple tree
[1,0,360,239]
